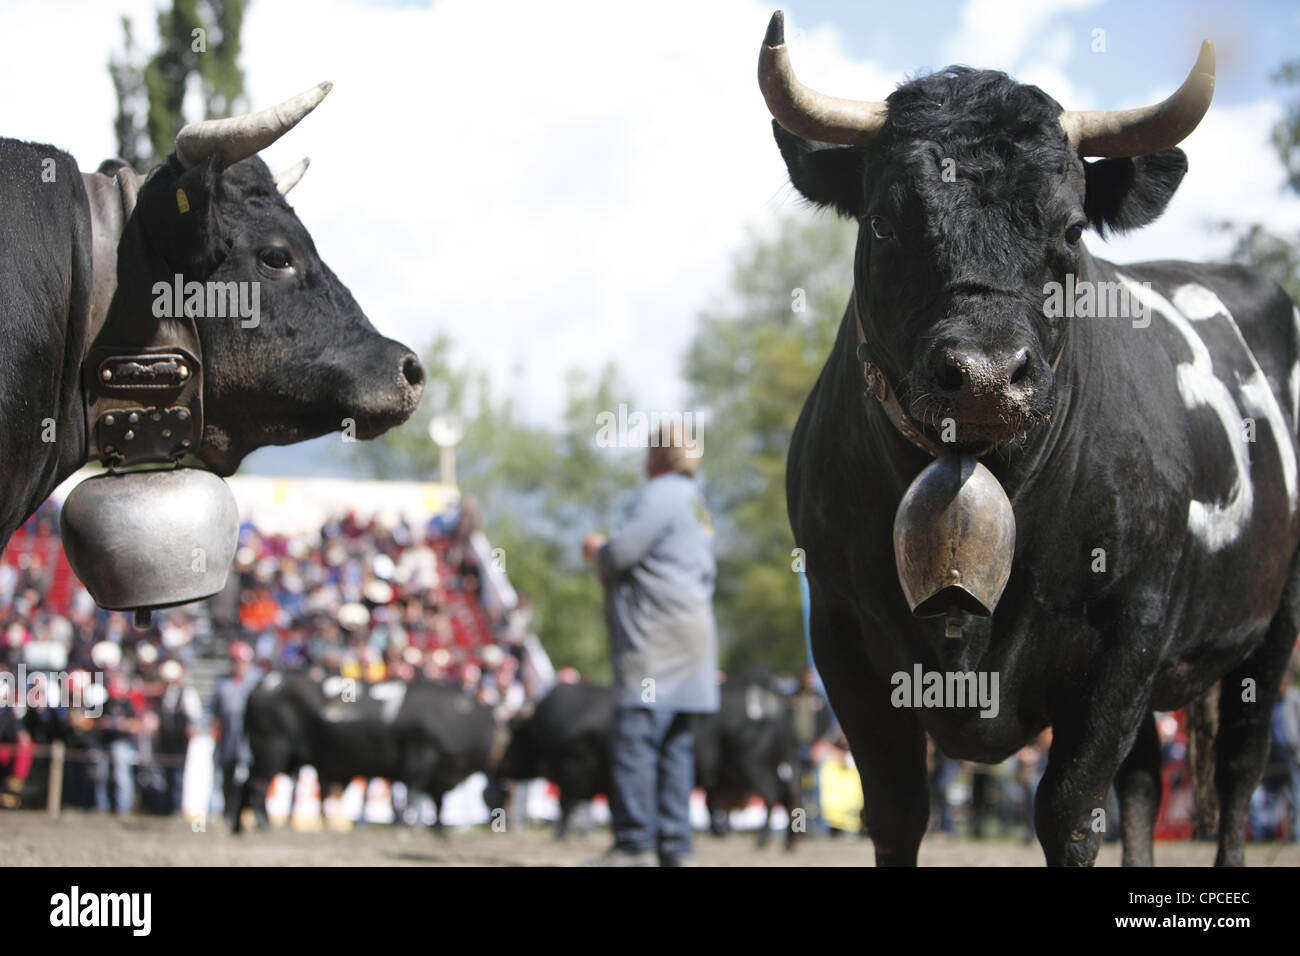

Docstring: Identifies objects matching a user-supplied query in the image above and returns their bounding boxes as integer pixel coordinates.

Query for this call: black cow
[239,672,497,834]
[489,682,613,839]
[0,83,424,545]
[761,10,1300,866]
[695,680,803,850]
[490,680,802,847]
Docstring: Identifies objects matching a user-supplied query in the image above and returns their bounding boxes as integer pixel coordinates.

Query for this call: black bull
[761,14,1300,865]
[488,681,803,848]
[0,85,423,548]
[238,673,498,832]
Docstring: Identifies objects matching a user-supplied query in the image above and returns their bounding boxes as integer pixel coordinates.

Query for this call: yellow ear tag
[176,188,190,214]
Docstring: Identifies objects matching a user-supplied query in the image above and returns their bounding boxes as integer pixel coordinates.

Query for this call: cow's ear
[134,154,226,275]
[773,120,866,219]
[1083,147,1187,237]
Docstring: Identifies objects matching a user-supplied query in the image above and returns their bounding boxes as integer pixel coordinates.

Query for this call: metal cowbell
[60,467,239,616]
[893,454,1016,621]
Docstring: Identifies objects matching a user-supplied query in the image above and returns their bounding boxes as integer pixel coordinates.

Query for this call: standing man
[584,423,718,866]
[157,660,202,815]
[212,641,259,831]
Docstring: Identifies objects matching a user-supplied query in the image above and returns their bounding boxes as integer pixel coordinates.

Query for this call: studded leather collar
[81,166,205,469]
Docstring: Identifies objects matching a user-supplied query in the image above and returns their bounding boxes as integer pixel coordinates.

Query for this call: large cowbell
[893,455,1016,626]
[60,467,238,619]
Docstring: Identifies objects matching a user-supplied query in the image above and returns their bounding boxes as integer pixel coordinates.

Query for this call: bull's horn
[175,81,333,170]
[758,11,887,146]
[274,157,310,195]
[1060,42,1215,158]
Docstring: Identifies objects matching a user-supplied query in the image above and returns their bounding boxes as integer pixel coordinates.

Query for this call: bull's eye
[258,246,293,274]
[1063,223,1085,247]
[869,215,894,241]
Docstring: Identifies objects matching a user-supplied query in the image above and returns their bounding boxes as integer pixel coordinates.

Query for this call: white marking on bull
[368,681,406,724]
[1171,283,1227,320]
[1239,370,1298,511]
[322,676,350,699]
[1291,306,1300,424]
[1172,283,1298,512]
[1119,276,1253,551]
[262,672,282,692]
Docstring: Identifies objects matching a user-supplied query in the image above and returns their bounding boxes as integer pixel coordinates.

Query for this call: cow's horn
[1060,42,1215,158]
[758,11,887,146]
[174,81,333,170]
[274,157,310,195]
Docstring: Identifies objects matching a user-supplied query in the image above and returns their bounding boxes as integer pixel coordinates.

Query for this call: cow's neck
[81,168,143,346]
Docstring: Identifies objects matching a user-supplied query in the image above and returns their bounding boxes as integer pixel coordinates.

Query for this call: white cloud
[1,0,1294,441]
[941,0,1102,71]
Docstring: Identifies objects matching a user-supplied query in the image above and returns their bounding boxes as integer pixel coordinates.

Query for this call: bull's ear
[1083,147,1187,237]
[773,120,866,219]
[133,153,225,275]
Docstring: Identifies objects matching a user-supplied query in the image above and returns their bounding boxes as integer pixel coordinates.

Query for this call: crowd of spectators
[2,496,1299,845]
[0,496,533,814]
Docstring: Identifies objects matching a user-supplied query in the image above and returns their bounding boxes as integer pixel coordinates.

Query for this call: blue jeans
[93,740,136,815]
[610,707,695,858]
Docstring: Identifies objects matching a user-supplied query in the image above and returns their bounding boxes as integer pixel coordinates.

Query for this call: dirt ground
[3,811,1299,866]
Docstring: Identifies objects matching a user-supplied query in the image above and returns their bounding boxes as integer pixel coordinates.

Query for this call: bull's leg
[1115,711,1162,866]
[430,791,448,838]
[812,604,928,865]
[706,793,728,837]
[555,793,575,841]
[756,801,773,849]
[784,758,803,851]
[1214,602,1298,866]
[1034,653,1154,866]
[243,740,288,833]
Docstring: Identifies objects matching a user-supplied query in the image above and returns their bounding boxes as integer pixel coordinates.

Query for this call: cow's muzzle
[912,343,1048,445]
[347,346,425,438]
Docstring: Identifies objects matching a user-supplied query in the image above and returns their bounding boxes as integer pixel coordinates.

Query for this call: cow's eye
[870,215,894,241]
[258,247,293,273]
[1063,222,1085,247]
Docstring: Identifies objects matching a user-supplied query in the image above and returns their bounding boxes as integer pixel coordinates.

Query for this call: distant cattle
[239,673,496,834]
[487,682,612,839]
[696,680,803,849]
[490,680,801,847]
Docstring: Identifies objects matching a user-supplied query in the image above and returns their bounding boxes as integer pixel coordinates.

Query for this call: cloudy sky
[3,0,1299,474]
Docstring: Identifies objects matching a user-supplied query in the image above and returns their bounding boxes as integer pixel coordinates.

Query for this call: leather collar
[852,290,1067,458]
[81,167,205,469]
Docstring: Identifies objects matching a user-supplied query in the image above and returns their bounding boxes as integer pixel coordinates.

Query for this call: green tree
[109,0,250,170]
[1222,60,1300,301]
[684,212,857,675]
